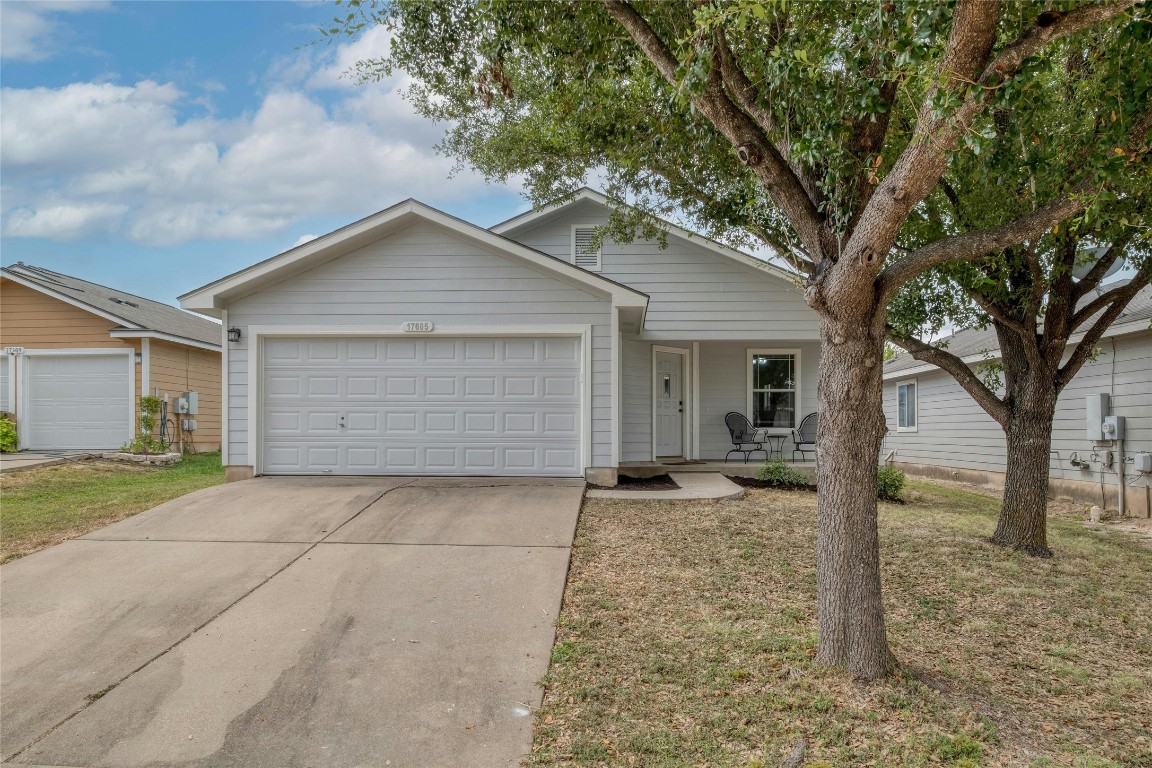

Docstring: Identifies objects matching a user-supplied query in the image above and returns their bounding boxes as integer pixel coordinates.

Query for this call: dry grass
[530,481,1152,768]
[1,453,224,563]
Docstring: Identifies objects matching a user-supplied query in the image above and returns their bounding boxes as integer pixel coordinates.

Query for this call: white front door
[261,336,583,476]
[654,351,683,457]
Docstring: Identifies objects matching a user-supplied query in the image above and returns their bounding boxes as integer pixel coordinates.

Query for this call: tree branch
[1072,239,1128,302]
[601,0,828,259]
[1058,273,1150,391]
[887,329,1010,428]
[859,0,1135,279]
[879,189,1090,301]
[1070,270,1150,331]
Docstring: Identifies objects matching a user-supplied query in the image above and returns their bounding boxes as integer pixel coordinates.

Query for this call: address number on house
[401,321,435,333]
[3,347,25,355]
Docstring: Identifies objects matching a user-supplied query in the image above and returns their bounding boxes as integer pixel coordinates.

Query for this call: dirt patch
[589,473,680,491]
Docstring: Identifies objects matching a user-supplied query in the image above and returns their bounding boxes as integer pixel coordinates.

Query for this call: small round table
[754,431,788,459]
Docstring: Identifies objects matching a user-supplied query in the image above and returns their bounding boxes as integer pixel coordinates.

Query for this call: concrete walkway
[587,472,744,500]
[0,451,95,472]
[1,476,584,768]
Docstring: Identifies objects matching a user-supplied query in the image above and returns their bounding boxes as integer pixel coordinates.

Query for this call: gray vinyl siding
[224,220,614,468]
[509,200,818,341]
[882,331,1152,483]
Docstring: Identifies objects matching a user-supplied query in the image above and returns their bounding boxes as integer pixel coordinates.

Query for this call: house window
[572,226,602,271]
[897,380,917,431]
[747,350,799,429]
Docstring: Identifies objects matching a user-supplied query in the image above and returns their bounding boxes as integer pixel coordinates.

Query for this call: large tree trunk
[814,309,896,680]
[992,386,1058,558]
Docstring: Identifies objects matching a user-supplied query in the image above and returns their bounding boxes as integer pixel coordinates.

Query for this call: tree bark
[814,308,897,680]
[992,334,1058,557]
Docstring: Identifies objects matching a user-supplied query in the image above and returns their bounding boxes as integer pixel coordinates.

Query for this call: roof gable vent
[572,226,602,271]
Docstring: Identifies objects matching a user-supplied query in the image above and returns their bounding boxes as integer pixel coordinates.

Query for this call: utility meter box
[1086,393,1110,440]
[175,391,199,415]
[1134,453,1152,473]
[1101,415,1126,441]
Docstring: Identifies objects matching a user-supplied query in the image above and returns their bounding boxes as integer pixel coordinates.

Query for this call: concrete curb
[586,472,745,500]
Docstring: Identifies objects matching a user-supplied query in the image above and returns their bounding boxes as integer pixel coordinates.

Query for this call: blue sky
[0,1,526,304]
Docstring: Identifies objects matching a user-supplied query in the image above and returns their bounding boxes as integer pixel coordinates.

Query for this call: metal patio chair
[724,411,768,464]
[792,412,818,462]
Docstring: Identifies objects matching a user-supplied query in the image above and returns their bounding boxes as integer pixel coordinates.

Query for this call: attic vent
[572,227,602,271]
[109,297,139,307]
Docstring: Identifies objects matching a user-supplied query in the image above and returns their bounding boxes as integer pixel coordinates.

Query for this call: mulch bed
[725,475,815,492]
[589,473,681,491]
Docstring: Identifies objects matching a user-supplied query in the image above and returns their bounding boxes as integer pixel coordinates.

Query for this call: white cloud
[1,31,513,246]
[292,233,319,248]
[0,1,111,62]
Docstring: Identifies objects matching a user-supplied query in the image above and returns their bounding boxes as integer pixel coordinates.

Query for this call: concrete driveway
[1,476,584,768]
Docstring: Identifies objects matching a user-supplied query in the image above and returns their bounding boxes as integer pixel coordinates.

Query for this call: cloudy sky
[0,1,526,303]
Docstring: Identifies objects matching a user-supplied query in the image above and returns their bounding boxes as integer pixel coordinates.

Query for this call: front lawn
[1,452,225,564]
[532,482,1152,767]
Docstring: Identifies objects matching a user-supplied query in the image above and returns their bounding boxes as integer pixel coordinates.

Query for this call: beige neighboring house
[1,263,222,453]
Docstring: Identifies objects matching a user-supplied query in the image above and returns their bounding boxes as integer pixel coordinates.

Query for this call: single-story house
[1,263,223,452]
[179,189,821,484]
[882,284,1152,516]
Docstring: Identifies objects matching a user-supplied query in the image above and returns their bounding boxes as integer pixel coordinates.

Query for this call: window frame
[896,379,918,432]
[571,225,602,272]
[746,348,801,432]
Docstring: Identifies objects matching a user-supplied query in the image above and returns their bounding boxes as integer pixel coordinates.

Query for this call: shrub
[877,465,907,501]
[0,415,17,453]
[756,456,812,487]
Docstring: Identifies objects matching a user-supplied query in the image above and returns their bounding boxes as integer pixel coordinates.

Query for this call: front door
[654,351,683,457]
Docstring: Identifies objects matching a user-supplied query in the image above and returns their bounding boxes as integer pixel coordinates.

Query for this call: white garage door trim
[247,325,593,476]
[16,348,135,451]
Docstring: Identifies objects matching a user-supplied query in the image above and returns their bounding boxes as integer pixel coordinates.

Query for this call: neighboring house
[882,284,1152,516]
[1,264,223,452]
[179,189,820,484]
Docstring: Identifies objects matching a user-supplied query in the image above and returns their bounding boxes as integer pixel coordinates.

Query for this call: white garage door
[262,337,583,476]
[23,353,132,450]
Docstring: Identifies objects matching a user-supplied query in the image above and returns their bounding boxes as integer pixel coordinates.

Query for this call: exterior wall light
[228,327,242,343]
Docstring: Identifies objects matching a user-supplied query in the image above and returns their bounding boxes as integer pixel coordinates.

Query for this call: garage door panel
[24,354,131,450]
[262,337,582,476]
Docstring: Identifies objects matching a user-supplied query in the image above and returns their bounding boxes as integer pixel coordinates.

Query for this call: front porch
[619,459,816,479]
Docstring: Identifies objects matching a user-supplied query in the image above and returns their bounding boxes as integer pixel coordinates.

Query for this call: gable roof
[490,187,802,286]
[2,263,221,349]
[179,198,649,316]
[885,281,1152,379]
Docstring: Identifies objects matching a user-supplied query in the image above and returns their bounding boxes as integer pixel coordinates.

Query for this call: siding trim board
[109,329,221,352]
[245,324,594,477]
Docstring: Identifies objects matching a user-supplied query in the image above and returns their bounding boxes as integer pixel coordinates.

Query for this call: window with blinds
[572,226,602,271]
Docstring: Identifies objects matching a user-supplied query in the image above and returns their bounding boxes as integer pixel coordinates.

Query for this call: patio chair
[792,412,818,462]
[724,412,768,464]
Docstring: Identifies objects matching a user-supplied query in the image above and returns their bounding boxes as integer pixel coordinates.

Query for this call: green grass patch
[1,453,224,563]
[530,481,1152,767]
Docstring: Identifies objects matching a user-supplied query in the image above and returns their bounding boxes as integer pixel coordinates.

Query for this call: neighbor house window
[747,350,799,429]
[572,226,602,271]
[897,380,917,431]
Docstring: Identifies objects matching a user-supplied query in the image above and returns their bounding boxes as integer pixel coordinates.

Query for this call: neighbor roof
[2,263,221,348]
[885,282,1152,379]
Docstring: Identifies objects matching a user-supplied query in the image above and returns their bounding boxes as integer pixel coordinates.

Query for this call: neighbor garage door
[23,353,132,450]
[261,336,582,476]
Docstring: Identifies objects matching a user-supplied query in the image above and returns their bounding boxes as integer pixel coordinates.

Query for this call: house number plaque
[401,321,434,333]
